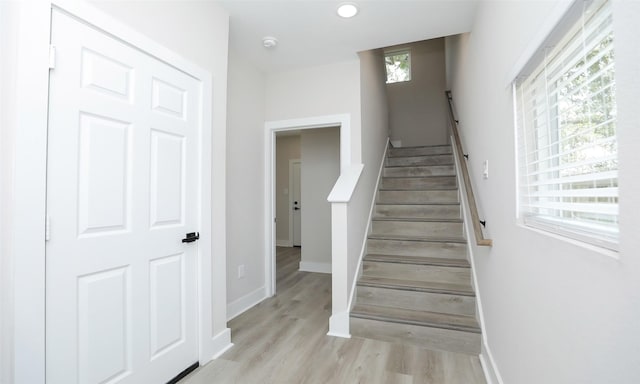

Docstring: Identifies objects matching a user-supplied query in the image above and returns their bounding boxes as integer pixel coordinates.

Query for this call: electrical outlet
[238,264,245,279]
[483,160,489,179]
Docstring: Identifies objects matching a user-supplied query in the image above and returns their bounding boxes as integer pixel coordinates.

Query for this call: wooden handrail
[445,91,492,247]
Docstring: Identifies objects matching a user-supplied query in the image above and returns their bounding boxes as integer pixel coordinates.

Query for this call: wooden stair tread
[368,234,467,243]
[371,217,462,223]
[364,254,470,268]
[375,202,460,206]
[382,175,456,179]
[387,148,453,158]
[379,186,458,191]
[351,304,480,333]
[358,276,474,296]
[385,163,454,168]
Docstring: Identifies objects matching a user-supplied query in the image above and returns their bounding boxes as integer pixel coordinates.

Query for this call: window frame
[384,49,412,84]
[514,0,618,251]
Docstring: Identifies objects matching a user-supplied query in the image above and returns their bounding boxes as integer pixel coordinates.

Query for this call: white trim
[327,310,351,339]
[517,222,618,259]
[209,329,233,360]
[275,240,293,247]
[327,202,351,337]
[265,114,352,173]
[226,286,267,321]
[264,114,352,298]
[299,261,332,274]
[346,139,389,312]
[327,164,364,203]
[289,158,301,247]
[12,2,228,381]
[12,4,50,382]
[480,342,504,384]
[451,135,503,384]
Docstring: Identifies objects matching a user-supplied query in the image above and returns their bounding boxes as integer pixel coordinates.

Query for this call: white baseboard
[299,261,331,274]
[209,328,233,360]
[275,239,292,247]
[480,340,504,384]
[327,310,351,338]
[226,286,267,321]
[451,134,503,384]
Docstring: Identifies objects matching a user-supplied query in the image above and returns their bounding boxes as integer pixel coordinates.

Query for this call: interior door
[46,10,200,384]
[292,160,302,247]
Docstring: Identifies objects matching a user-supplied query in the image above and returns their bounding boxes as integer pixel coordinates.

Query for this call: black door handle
[182,232,199,243]
[294,207,300,210]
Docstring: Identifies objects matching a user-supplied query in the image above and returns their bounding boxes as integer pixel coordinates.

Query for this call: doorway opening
[264,114,352,297]
[274,127,340,292]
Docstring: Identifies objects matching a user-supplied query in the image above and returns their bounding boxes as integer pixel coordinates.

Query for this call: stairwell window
[385,50,411,84]
[515,0,618,250]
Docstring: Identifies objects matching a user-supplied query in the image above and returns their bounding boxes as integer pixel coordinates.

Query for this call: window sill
[516,221,620,260]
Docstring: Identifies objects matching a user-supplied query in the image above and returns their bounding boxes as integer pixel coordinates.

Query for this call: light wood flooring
[182,247,486,384]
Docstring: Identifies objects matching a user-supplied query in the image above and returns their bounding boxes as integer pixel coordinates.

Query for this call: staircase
[350,144,481,355]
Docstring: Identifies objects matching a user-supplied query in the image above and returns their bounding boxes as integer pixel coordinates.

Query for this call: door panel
[47,10,200,384]
[150,130,185,227]
[149,253,185,359]
[77,113,131,236]
[77,267,131,384]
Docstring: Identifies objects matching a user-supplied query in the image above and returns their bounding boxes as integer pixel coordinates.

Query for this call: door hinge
[48,45,56,69]
[45,214,51,241]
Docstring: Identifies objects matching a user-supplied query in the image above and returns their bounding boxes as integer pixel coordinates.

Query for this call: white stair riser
[386,154,454,167]
[367,239,467,259]
[383,165,455,177]
[362,261,471,285]
[357,286,476,316]
[388,146,452,157]
[371,220,463,237]
[374,204,460,219]
[381,177,457,190]
[350,317,481,355]
[377,190,459,204]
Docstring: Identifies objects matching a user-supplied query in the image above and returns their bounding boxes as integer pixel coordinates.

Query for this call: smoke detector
[262,37,278,49]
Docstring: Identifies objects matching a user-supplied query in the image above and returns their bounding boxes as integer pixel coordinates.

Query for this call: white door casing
[46,9,200,383]
[291,160,302,247]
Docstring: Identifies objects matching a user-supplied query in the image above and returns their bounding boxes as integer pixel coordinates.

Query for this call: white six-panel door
[46,10,201,384]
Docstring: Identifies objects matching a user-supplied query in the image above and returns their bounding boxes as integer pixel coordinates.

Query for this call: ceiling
[217,0,478,74]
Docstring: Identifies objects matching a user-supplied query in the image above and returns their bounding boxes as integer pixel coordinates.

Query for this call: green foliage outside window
[385,51,411,83]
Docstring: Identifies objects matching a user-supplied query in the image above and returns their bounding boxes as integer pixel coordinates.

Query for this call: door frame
[264,114,352,297]
[11,2,228,382]
[289,159,301,247]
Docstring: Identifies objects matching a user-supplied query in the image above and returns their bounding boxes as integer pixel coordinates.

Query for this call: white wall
[446,1,640,383]
[347,49,389,301]
[265,60,362,165]
[300,127,340,272]
[0,3,18,382]
[387,39,448,147]
[225,49,267,318]
[275,135,301,245]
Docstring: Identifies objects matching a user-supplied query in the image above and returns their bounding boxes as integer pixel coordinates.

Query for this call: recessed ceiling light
[337,3,359,18]
[262,36,278,49]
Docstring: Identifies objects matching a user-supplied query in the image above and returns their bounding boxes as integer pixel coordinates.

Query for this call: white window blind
[515,0,618,250]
